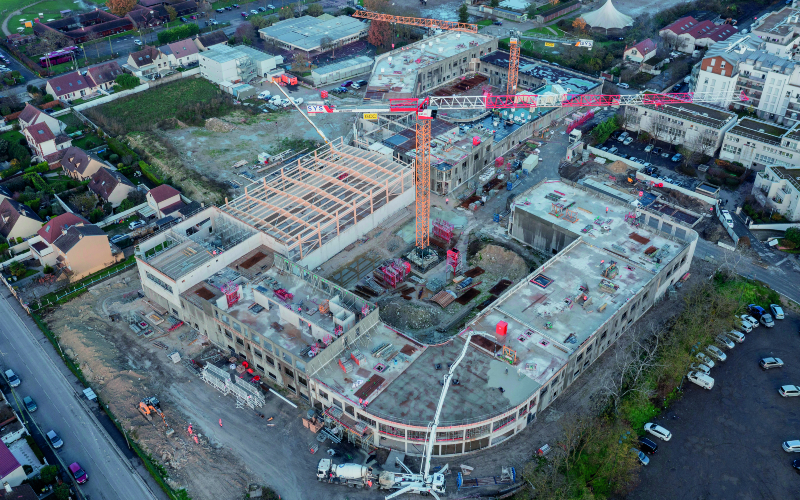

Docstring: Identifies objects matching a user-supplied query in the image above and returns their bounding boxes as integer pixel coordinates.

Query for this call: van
[725,330,745,343]
[684,76,691,84]
[618,82,630,89]
[687,371,714,389]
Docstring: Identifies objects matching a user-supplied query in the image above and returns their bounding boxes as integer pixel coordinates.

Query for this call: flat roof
[259,15,368,51]
[640,91,735,129]
[769,165,800,192]
[480,52,599,93]
[752,6,798,37]
[312,55,373,77]
[201,44,275,64]
[728,118,788,146]
[368,31,495,96]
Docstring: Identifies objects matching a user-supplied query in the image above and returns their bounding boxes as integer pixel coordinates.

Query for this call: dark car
[241,12,248,17]
[639,436,658,454]
[355,79,368,86]
[611,131,622,140]
[672,83,681,92]
[343,80,354,87]
[494,20,503,25]
[793,459,800,473]
[652,146,662,154]
[748,304,766,319]
[225,5,232,10]
[233,3,239,7]
[215,8,224,12]
[258,6,266,11]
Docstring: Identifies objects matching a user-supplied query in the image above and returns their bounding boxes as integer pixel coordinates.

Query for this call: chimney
[4,482,11,493]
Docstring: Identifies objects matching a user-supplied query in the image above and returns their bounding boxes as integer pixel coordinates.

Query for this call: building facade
[719,118,800,169]
[752,165,800,220]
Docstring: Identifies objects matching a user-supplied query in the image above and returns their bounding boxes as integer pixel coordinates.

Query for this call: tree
[251,16,269,29]
[267,15,279,26]
[307,3,324,16]
[235,22,256,45]
[105,0,138,16]
[490,0,499,7]
[573,17,587,32]
[279,5,294,19]
[38,31,71,68]
[320,35,336,57]
[113,73,140,92]
[8,261,26,278]
[70,192,98,216]
[367,19,391,48]
[291,50,310,72]
[458,3,469,24]
[165,5,178,22]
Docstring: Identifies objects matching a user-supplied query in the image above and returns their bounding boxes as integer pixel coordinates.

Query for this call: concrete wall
[588,146,642,168]
[509,208,580,254]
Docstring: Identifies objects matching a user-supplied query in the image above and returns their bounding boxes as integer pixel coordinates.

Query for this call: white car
[739,320,753,333]
[250,9,258,14]
[715,335,735,350]
[134,39,143,46]
[688,371,714,389]
[780,385,800,397]
[690,363,711,375]
[725,330,745,343]
[268,96,281,104]
[721,209,734,228]
[618,82,630,89]
[695,352,715,369]
[623,137,634,145]
[705,345,727,362]
[128,220,146,230]
[644,144,653,153]
[46,430,64,449]
[4,369,20,388]
[770,304,785,319]
[741,314,758,327]
[631,448,649,465]
[783,440,800,452]
[258,91,271,99]
[644,423,672,441]
[290,97,304,105]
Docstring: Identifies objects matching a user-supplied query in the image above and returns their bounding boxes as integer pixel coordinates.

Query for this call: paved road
[629,311,800,500]
[0,293,159,500]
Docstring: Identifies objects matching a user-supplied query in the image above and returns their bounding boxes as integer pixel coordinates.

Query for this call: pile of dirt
[379,300,442,331]
[474,244,528,280]
[205,118,236,133]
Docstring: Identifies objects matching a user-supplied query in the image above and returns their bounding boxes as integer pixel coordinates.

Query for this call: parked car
[783,440,800,452]
[739,320,753,333]
[608,146,619,155]
[129,220,146,230]
[343,80,354,87]
[760,313,775,328]
[639,436,658,454]
[258,6,266,11]
[721,209,734,228]
[215,8,224,13]
[351,82,361,89]
[22,396,36,412]
[653,147,662,155]
[671,153,683,162]
[4,370,19,388]
[618,82,630,89]
[725,330,745,343]
[250,9,258,14]
[623,137,634,145]
[69,462,87,484]
[630,157,638,163]
[780,385,800,397]
[690,363,711,375]
[715,335,735,350]
[240,12,248,17]
[749,304,767,318]
[356,79,368,86]
[672,83,682,92]
[741,314,758,327]
[611,131,622,140]
[644,423,672,441]
[793,459,800,472]
[660,152,670,158]
[110,234,127,244]
[180,16,188,22]
[695,353,715,369]
[290,97,303,105]
[632,448,649,465]
[493,20,503,25]
[761,357,784,370]
[46,430,64,449]
[688,371,714,389]
[133,39,143,46]
[770,304,785,319]
[705,345,727,362]
[644,144,653,153]
[258,91,271,99]
[267,4,275,9]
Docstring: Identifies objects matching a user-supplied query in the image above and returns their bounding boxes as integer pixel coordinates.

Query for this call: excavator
[137,396,174,435]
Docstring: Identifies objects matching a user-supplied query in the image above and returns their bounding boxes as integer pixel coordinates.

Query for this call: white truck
[317,459,375,489]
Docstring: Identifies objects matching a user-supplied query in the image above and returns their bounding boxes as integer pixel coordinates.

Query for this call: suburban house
[659,15,737,53]
[17,104,63,135]
[146,184,185,218]
[0,441,25,487]
[624,38,657,63]
[125,46,169,77]
[0,186,10,204]
[87,61,124,91]
[159,38,199,68]
[61,146,107,180]
[37,213,88,246]
[0,484,39,500]
[126,5,168,28]
[0,199,43,242]
[22,122,72,159]
[45,71,95,101]
[194,30,229,51]
[88,167,135,208]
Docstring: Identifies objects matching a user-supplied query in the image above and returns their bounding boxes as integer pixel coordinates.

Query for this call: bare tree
[598,325,664,413]
[320,35,335,57]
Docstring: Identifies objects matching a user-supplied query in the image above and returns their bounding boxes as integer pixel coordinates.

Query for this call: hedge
[157,24,200,44]
[139,160,163,186]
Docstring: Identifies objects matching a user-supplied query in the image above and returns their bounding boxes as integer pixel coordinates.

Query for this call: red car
[69,462,88,484]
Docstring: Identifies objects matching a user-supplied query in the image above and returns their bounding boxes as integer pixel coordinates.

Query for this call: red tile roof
[165,38,198,60]
[0,440,20,480]
[148,184,180,203]
[691,23,736,42]
[88,167,134,201]
[630,38,656,57]
[662,16,698,34]
[38,213,88,244]
[17,103,42,126]
[87,61,123,86]
[26,122,55,144]
[48,71,93,97]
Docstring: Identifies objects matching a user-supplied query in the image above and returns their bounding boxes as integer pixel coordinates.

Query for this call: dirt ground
[160,109,354,191]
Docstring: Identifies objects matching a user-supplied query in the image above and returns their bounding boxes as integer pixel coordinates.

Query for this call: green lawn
[477,19,493,27]
[524,26,568,37]
[7,0,103,36]
[0,129,24,145]
[71,133,104,150]
[58,112,83,129]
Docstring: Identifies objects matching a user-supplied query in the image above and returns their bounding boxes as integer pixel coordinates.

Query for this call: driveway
[629,311,800,500]
[0,293,163,500]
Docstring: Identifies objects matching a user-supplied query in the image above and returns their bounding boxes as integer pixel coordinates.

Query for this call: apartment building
[751,6,800,60]
[752,165,800,220]
[624,94,737,153]
[659,15,737,54]
[198,44,283,85]
[719,117,800,169]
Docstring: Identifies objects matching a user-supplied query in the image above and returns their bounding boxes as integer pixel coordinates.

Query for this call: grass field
[6,0,103,36]
[85,77,235,136]
[477,19,493,27]
[524,26,568,37]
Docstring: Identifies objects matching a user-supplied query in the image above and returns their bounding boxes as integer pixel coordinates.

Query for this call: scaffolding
[432,218,454,243]
[324,406,374,451]
[378,259,410,288]
[201,363,265,409]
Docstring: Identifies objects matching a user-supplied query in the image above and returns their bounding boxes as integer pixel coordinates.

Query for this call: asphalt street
[629,310,800,500]
[0,293,161,500]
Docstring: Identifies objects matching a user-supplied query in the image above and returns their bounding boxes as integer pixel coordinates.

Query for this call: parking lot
[598,135,701,191]
[629,308,800,500]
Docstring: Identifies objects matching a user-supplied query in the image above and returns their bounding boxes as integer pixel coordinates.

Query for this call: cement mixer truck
[317,459,375,489]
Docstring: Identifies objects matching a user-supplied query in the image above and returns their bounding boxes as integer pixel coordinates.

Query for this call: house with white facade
[752,165,800,220]
[159,38,199,68]
[198,44,282,84]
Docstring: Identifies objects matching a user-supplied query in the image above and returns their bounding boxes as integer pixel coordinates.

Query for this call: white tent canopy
[581,0,633,30]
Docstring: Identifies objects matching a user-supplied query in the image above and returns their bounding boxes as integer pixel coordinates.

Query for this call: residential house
[125,46,170,77]
[194,30,229,52]
[752,165,800,221]
[88,167,135,208]
[30,213,88,268]
[22,122,71,159]
[0,187,10,204]
[34,9,133,44]
[0,484,39,500]
[17,104,63,135]
[719,118,800,169]
[172,0,199,17]
[159,38,199,68]
[0,199,43,242]
[61,146,107,180]
[51,224,119,279]
[624,94,737,153]
[87,61,124,91]
[146,184,184,218]
[0,441,24,488]
[659,15,737,53]
[126,5,167,28]
[624,39,657,63]
[45,71,94,101]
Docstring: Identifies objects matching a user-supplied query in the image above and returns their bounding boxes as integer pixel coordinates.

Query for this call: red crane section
[352,11,478,33]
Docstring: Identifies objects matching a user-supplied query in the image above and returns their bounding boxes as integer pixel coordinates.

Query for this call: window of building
[253,349,262,358]
[225,331,233,340]
[236,338,244,346]
[408,430,429,441]
[357,414,377,427]
[232,322,242,333]
[379,423,405,437]
[256,364,265,372]
[268,371,277,380]
[436,430,463,441]
[145,272,173,293]
[284,366,294,379]
[287,384,296,394]
[600,331,607,340]
[319,390,328,400]
[465,424,491,440]
[298,376,307,387]
[492,414,516,432]
[576,353,583,362]
[265,355,275,366]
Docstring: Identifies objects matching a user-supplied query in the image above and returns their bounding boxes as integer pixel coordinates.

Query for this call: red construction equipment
[352,10,477,33]
[274,288,294,303]
[507,37,520,95]
[446,248,459,272]
[221,281,240,308]
[433,219,454,243]
[380,259,409,288]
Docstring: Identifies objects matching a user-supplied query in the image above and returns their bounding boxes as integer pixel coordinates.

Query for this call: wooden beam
[224,202,296,244]
[331,147,402,180]
[261,177,334,221]
[277,171,355,209]
[297,164,367,200]
[314,153,384,189]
